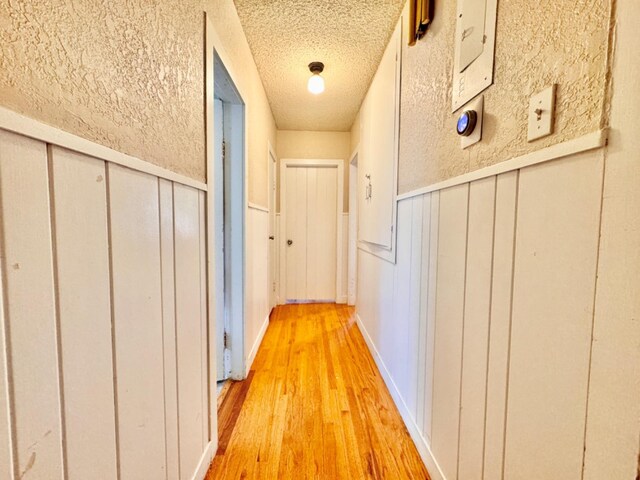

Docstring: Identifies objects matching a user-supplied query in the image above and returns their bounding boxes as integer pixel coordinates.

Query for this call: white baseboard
[192,439,217,480]
[355,313,447,480]
[246,313,270,375]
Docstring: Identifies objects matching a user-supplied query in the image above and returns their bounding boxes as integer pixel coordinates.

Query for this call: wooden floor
[206,303,429,479]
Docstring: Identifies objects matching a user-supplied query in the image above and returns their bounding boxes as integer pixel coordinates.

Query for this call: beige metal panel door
[284,165,338,302]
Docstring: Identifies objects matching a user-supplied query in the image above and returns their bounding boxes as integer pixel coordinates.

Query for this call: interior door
[268,150,277,308]
[284,165,338,302]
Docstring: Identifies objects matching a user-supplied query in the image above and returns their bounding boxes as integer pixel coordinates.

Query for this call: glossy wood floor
[206,303,430,479]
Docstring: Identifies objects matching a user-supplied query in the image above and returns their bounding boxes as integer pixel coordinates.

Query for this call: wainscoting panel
[173,183,206,480]
[49,147,118,479]
[458,176,496,479]
[159,178,181,480]
[246,206,271,373]
[108,163,167,480]
[504,150,604,479]
[431,183,469,480]
[482,171,518,480]
[0,130,63,479]
[0,127,213,480]
[356,147,608,480]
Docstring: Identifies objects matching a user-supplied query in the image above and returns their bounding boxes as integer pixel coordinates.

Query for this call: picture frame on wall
[408,0,433,46]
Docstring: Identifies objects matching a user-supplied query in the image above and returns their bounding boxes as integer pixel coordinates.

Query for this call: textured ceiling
[233,0,405,131]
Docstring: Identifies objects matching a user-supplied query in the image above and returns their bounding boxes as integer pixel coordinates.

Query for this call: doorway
[280,159,344,303]
[268,145,277,309]
[213,54,245,381]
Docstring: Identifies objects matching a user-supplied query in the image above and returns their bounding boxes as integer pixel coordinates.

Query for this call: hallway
[207,304,429,479]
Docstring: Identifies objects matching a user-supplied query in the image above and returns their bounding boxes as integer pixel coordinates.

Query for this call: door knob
[269,236,274,240]
[287,239,293,246]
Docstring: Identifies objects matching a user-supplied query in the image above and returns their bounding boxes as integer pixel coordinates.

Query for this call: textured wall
[393,0,612,194]
[0,0,276,206]
[276,130,351,212]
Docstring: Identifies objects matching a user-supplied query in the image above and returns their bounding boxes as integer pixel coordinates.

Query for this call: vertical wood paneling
[199,191,209,446]
[421,191,439,442]
[431,183,469,480]
[391,199,413,402]
[407,197,424,420]
[504,151,603,479]
[0,266,11,480]
[159,179,180,480]
[416,194,431,434]
[173,184,205,480]
[108,163,167,480]
[0,130,64,479]
[483,171,518,480]
[49,147,117,479]
[458,176,496,479]
[306,168,318,299]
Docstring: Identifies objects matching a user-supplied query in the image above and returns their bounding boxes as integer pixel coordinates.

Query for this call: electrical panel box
[452,0,499,112]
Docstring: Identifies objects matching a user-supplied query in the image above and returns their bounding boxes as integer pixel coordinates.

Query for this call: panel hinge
[223,331,229,349]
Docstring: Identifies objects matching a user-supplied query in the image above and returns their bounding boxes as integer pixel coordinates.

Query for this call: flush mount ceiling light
[307,62,325,95]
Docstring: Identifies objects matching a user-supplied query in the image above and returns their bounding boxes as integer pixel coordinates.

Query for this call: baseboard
[192,439,217,480]
[245,313,270,375]
[355,313,447,480]
[336,294,348,304]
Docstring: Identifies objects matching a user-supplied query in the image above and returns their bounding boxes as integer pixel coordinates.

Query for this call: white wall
[245,206,270,373]
[0,125,215,480]
[356,142,639,479]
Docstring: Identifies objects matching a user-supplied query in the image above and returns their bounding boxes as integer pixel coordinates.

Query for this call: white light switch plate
[461,95,483,149]
[528,85,556,142]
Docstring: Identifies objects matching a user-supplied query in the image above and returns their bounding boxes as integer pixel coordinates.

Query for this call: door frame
[279,159,344,303]
[205,14,248,394]
[347,147,358,306]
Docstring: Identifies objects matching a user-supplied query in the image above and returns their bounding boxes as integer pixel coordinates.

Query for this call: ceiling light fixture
[307,62,325,95]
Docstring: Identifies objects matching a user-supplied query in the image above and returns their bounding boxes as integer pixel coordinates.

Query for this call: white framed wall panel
[49,147,118,479]
[504,150,604,479]
[0,114,214,480]
[482,171,518,480]
[457,176,496,479]
[173,183,206,480]
[419,192,439,442]
[0,268,11,480]
[431,184,469,480]
[107,164,167,479]
[0,130,64,479]
[159,179,181,480]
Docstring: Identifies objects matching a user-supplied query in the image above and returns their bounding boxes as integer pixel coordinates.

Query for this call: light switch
[528,85,556,142]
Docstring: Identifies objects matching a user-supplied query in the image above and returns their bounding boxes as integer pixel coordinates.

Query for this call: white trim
[397,130,608,202]
[248,202,269,213]
[0,105,207,191]
[279,159,344,303]
[347,152,358,306]
[205,13,247,385]
[191,440,216,480]
[245,313,270,376]
[355,314,446,480]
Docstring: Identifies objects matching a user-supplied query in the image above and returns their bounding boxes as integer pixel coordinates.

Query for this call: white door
[284,165,338,302]
[268,149,277,308]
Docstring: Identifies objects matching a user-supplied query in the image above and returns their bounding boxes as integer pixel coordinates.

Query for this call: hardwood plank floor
[206,303,430,479]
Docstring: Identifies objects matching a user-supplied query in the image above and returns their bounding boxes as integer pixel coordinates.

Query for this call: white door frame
[347,147,358,306]
[205,14,248,392]
[279,159,344,303]
[267,143,277,309]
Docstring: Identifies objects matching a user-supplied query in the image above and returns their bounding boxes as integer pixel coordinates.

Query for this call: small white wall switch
[459,95,483,149]
[528,85,556,142]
